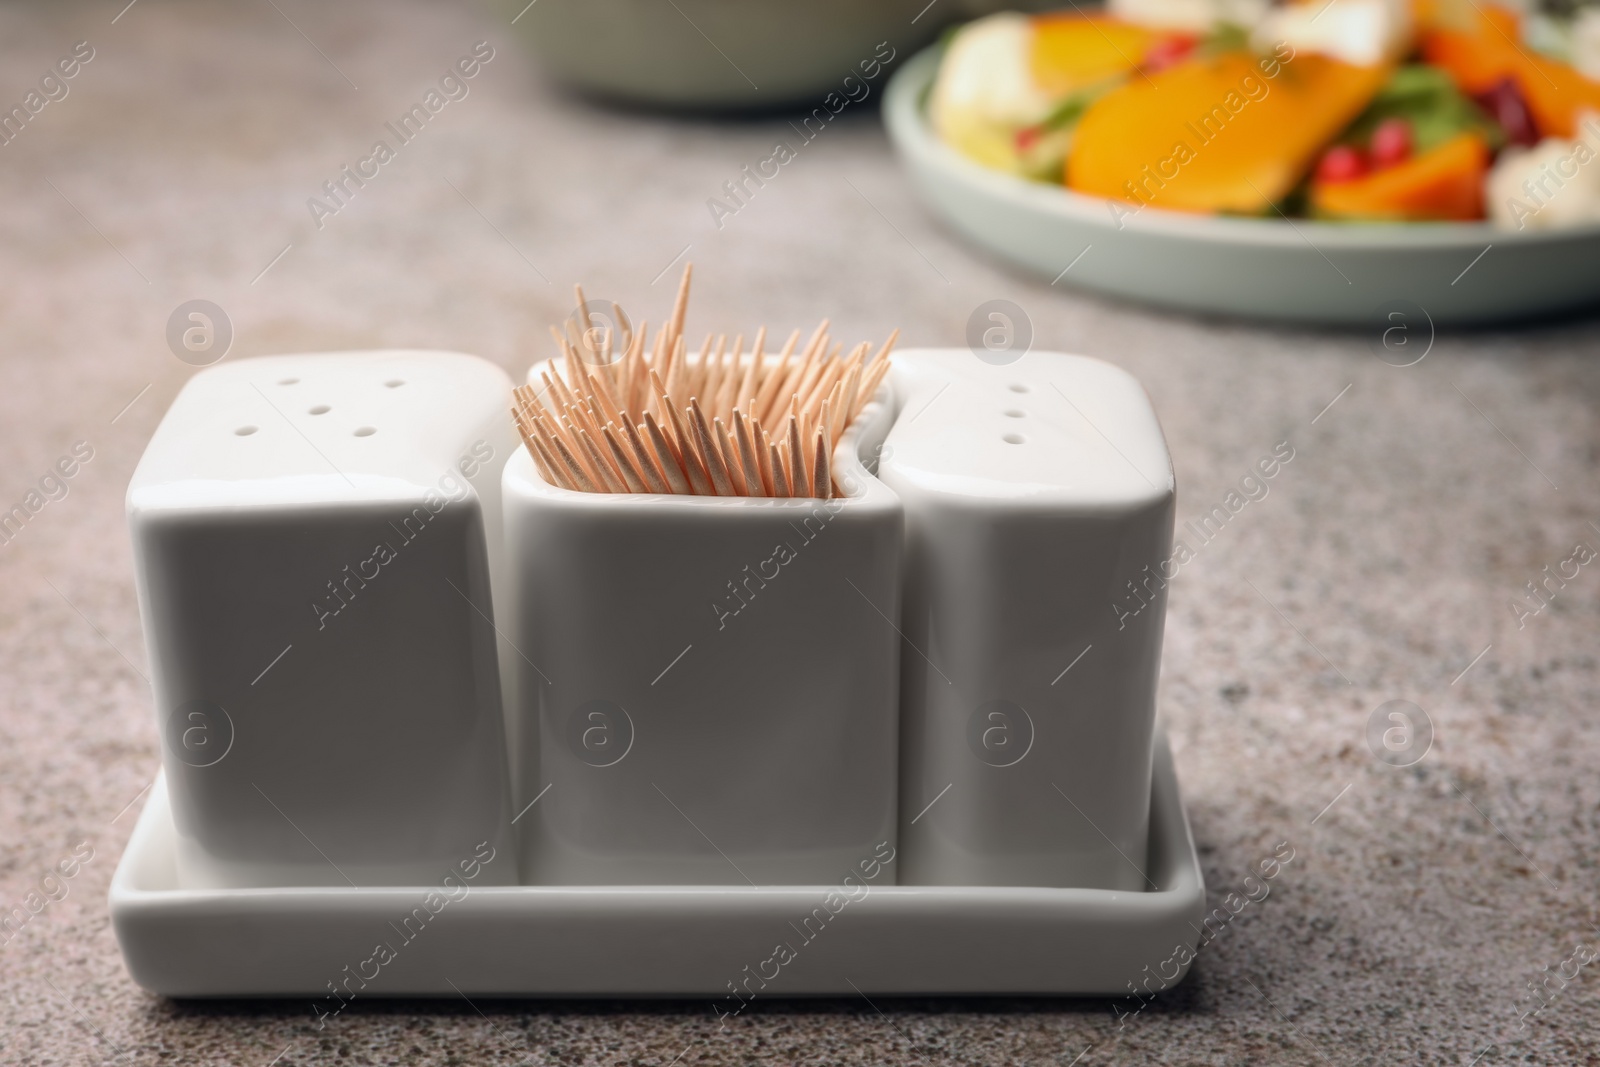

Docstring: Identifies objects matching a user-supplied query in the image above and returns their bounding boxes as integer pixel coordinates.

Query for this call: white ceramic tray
[884,47,1600,325]
[109,731,1204,998]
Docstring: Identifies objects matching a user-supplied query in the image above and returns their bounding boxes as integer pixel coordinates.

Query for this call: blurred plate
[884,46,1600,325]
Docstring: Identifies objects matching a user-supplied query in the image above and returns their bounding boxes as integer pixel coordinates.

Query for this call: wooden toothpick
[512,266,893,496]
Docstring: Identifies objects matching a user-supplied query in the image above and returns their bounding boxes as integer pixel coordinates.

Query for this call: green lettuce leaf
[1341,64,1507,152]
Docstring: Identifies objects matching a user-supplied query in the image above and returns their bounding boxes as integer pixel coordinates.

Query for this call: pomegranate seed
[1370,118,1413,168]
[1473,78,1540,147]
[1316,144,1369,184]
[1143,36,1196,73]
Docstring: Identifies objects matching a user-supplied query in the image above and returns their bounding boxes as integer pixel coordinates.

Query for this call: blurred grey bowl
[498,0,1018,111]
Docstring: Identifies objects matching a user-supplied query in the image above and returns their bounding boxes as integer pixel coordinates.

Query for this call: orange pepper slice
[1066,50,1390,214]
[1312,131,1489,220]
[1421,5,1600,138]
[1029,14,1168,97]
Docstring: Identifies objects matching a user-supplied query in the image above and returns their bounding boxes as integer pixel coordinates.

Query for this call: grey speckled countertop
[2,1,1598,1064]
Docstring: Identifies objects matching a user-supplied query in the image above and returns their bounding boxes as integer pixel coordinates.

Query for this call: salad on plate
[928,0,1600,228]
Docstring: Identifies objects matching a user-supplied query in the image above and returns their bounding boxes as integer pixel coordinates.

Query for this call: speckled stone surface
[1,1,1598,1064]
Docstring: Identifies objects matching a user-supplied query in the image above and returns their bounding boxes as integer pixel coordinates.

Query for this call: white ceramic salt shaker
[127,351,519,888]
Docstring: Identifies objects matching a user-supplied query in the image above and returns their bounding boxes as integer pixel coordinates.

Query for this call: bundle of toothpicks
[512,265,896,499]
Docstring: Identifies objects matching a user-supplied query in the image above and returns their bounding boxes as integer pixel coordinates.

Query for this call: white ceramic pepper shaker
[881,349,1174,890]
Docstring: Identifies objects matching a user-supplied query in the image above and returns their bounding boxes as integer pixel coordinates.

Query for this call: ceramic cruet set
[110,274,1206,997]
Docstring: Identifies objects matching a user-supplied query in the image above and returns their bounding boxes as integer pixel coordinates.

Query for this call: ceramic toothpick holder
[501,367,903,885]
[127,351,519,888]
